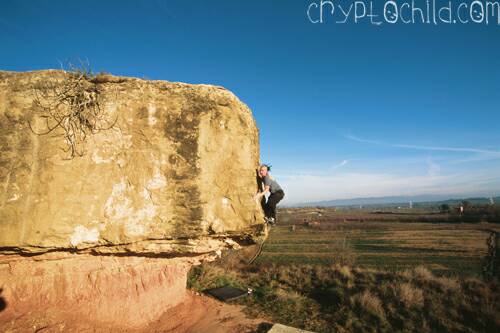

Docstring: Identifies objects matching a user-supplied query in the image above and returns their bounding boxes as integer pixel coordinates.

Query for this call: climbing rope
[248,223,271,264]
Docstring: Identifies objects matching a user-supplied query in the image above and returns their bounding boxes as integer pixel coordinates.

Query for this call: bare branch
[29,62,117,159]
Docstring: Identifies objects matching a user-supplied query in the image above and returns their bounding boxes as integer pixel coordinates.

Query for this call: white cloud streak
[344,134,500,155]
[331,159,349,170]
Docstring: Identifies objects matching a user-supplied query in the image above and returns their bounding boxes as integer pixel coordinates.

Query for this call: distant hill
[287,194,500,208]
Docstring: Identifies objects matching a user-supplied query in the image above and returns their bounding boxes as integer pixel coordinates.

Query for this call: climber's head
[259,164,271,178]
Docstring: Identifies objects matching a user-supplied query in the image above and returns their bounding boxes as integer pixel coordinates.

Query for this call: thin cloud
[331,159,349,170]
[344,134,500,155]
[278,170,500,204]
[447,153,500,164]
[426,157,441,177]
[155,0,176,20]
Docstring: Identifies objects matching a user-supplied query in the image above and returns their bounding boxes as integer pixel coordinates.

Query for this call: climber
[255,164,285,225]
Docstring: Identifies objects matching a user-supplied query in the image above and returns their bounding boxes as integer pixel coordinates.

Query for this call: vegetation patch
[29,62,118,159]
[189,261,500,333]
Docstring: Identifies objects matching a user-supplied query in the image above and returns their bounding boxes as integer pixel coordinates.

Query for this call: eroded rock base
[0,253,192,331]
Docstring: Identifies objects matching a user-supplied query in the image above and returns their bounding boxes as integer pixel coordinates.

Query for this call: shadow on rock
[0,288,6,312]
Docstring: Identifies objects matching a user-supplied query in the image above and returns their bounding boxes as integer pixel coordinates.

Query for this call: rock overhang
[0,69,266,256]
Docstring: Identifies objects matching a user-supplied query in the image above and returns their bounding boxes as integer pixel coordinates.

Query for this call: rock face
[0,252,192,331]
[0,70,265,330]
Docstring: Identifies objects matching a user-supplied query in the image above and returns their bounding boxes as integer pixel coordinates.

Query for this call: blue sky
[1,0,499,204]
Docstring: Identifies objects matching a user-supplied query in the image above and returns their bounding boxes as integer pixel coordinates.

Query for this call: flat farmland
[256,208,499,276]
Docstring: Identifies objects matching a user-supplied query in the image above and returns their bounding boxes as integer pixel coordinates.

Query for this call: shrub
[396,283,424,308]
[29,61,118,159]
[434,276,461,292]
[352,290,386,320]
[412,265,434,281]
[339,265,353,281]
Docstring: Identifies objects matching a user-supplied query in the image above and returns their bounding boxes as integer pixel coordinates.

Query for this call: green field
[256,208,499,277]
[189,207,500,332]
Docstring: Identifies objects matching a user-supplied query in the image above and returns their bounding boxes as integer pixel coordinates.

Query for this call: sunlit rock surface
[0,70,265,330]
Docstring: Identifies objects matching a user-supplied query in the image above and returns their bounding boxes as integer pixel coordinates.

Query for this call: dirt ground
[0,291,270,333]
[143,290,269,333]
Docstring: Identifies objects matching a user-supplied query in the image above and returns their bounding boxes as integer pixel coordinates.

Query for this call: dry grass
[189,261,500,333]
[275,288,308,304]
[260,219,493,276]
[400,268,414,280]
[412,265,434,280]
[339,265,353,280]
[434,276,461,292]
[190,206,500,332]
[401,266,461,293]
[396,282,424,308]
[352,290,386,320]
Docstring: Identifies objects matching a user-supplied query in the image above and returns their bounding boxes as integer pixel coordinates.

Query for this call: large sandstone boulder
[0,70,265,330]
[0,69,264,254]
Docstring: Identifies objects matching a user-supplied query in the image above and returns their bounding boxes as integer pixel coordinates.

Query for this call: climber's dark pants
[261,190,285,219]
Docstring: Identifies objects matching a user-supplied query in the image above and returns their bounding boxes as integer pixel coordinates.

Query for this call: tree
[439,204,450,213]
[462,201,471,210]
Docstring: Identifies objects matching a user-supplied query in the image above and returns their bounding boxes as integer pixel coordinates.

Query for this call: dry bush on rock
[29,61,118,159]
